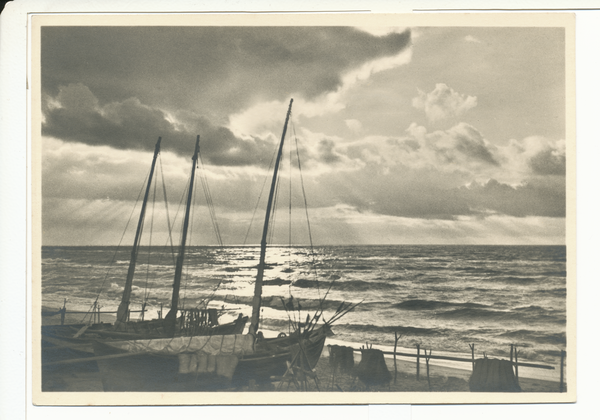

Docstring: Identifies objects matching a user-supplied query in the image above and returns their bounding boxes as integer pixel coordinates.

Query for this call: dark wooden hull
[92,326,328,392]
[42,316,248,356]
[233,328,327,385]
[93,343,221,392]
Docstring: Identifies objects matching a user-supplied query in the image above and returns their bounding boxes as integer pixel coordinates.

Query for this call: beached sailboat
[91,99,357,391]
[42,136,248,356]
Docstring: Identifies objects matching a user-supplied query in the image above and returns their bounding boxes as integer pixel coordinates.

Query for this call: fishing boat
[90,99,358,391]
[42,136,248,357]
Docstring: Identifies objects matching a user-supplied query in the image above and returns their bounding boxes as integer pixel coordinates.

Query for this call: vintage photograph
[32,13,574,405]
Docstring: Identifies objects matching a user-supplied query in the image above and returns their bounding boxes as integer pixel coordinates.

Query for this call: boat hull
[93,344,223,392]
[233,328,327,385]
[41,316,248,356]
[92,326,328,391]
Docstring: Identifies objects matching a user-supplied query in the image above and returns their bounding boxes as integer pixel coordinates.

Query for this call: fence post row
[389,331,558,390]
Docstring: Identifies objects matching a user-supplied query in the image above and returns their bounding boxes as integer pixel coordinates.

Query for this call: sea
[41,244,567,381]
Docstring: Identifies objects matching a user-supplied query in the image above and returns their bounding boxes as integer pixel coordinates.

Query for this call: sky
[40,25,567,246]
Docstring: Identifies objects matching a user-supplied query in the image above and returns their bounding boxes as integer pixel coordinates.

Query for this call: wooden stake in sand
[424,349,432,391]
[514,346,519,382]
[60,299,66,325]
[469,343,475,371]
[416,344,420,380]
[393,332,402,385]
[560,350,566,392]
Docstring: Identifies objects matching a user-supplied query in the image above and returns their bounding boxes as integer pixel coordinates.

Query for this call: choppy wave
[497,329,566,346]
[42,244,568,369]
[393,299,489,311]
[338,323,448,337]
[293,278,398,292]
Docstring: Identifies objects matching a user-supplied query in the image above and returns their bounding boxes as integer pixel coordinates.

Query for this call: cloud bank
[412,83,478,122]
[40,26,566,245]
[42,26,411,121]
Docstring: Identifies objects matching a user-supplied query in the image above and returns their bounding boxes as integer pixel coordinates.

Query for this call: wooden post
[514,347,519,382]
[469,343,475,371]
[425,349,432,391]
[141,302,146,321]
[97,304,101,323]
[60,299,66,325]
[393,332,401,385]
[416,344,420,380]
[560,350,566,392]
[510,344,514,363]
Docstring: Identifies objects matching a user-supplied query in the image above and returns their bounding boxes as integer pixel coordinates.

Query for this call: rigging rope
[84,167,151,324]
[291,121,334,321]
[194,146,230,311]
[158,172,190,315]
[141,165,159,313]
[198,149,223,247]
[268,171,281,246]
[180,169,197,312]
[159,154,176,266]
[242,139,279,246]
[288,132,293,266]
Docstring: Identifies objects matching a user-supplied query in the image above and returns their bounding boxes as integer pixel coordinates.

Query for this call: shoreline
[41,314,563,393]
[317,343,562,393]
[41,341,562,393]
[42,307,563,383]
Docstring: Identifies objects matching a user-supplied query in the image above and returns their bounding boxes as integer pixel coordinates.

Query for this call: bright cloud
[300,123,566,221]
[355,26,409,37]
[344,119,362,134]
[465,35,482,43]
[412,83,478,122]
[228,47,413,137]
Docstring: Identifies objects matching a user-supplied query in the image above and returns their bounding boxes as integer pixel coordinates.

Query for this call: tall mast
[249,99,293,336]
[165,135,201,328]
[116,137,162,325]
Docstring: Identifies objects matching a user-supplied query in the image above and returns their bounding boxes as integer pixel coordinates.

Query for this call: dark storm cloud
[375,176,566,219]
[41,26,411,117]
[317,138,342,163]
[312,161,565,220]
[363,176,565,219]
[425,123,499,167]
[446,124,499,166]
[458,178,566,218]
[42,83,278,166]
[529,147,566,175]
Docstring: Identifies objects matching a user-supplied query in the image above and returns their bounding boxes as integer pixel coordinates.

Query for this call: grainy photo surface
[32,13,575,406]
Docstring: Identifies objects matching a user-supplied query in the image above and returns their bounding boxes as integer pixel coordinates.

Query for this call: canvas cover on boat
[101,334,255,356]
[178,352,240,378]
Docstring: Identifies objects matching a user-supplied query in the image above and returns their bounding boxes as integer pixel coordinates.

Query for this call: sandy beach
[310,345,561,393]
[41,349,562,393]
[41,311,563,394]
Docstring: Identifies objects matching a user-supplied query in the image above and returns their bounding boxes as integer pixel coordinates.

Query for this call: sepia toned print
[31,13,575,405]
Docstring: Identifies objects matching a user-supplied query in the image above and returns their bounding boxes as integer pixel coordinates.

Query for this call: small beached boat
[42,136,248,357]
